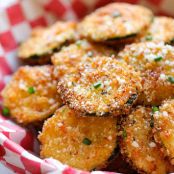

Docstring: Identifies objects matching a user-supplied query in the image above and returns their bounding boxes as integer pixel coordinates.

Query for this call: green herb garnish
[87,51,94,57]
[154,56,163,62]
[93,81,102,89]
[145,35,153,41]
[82,138,92,145]
[28,87,35,94]
[150,106,158,127]
[2,107,10,116]
[126,94,137,105]
[112,11,121,18]
[152,106,159,113]
[168,76,174,84]
[151,17,154,23]
[122,129,127,139]
[76,40,82,47]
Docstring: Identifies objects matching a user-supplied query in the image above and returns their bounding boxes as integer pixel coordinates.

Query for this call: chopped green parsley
[168,76,174,84]
[152,106,159,113]
[112,11,121,18]
[87,51,94,57]
[82,138,92,145]
[154,56,163,62]
[93,81,102,89]
[2,107,10,117]
[28,87,35,94]
[76,40,82,47]
[126,94,137,105]
[145,35,153,41]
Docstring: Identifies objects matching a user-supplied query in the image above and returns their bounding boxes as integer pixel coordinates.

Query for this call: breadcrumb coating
[138,17,174,44]
[18,21,77,64]
[120,106,172,174]
[58,56,142,116]
[1,66,62,124]
[118,42,174,105]
[78,3,153,42]
[52,40,117,78]
[154,99,174,165]
[38,105,117,171]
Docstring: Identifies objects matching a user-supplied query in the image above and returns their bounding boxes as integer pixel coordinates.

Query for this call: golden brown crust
[118,42,174,105]
[137,69,174,106]
[18,21,78,64]
[38,105,117,171]
[1,65,62,124]
[57,56,142,116]
[120,106,172,174]
[138,17,174,44]
[51,40,117,78]
[78,3,153,42]
[154,99,174,165]
[118,42,174,72]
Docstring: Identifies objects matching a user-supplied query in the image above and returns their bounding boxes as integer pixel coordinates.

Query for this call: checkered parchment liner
[0,0,174,173]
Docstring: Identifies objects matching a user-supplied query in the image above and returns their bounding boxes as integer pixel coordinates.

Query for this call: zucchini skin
[105,33,137,42]
[20,54,51,65]
[170,38,174,45]
[20,41,69,65]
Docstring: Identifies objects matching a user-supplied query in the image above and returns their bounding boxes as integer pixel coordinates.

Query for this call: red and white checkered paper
[0,0,174,173]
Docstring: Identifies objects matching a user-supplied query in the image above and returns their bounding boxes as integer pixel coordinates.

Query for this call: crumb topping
[58,56,142,116]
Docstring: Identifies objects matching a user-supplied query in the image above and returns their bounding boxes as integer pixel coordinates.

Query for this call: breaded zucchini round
[118,42,174,105]
[138,17,174,44]
[138,69,174,105]
[18,21,77,65]
[154,99,174,165]
[52,40,117,78]
[58,56,142,116]
[120,106,172,174]
[38,105,117,171]
[78,3,153,43]
[1,66,62,124]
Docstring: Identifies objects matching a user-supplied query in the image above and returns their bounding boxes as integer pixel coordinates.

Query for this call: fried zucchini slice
[38,105,117,171]
[51,40,117,78]
[1,66,62,124]
[120,106,172,174]
[118,42,174,105]
[58,56,142,116]
[138,69,174,105]
[78,3,153,43]
[154,99,174,165]
[18,21,77,65]
[138,17,174,44]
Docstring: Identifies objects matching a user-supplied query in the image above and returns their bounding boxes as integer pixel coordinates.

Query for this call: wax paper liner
[0,0,174,173]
